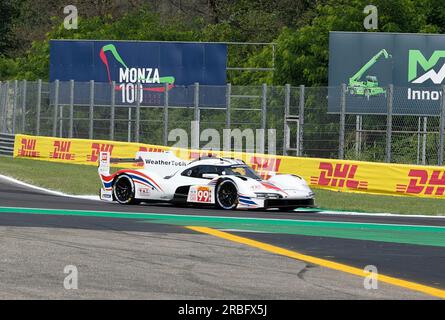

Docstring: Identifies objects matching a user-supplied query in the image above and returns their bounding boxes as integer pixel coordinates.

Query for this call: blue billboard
[49,40,228,106]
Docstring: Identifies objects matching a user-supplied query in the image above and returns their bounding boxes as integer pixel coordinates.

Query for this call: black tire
[113,174,138,205]
[215,179,238,210]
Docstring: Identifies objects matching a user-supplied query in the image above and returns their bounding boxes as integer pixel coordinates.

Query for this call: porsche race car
[98,151,315,210]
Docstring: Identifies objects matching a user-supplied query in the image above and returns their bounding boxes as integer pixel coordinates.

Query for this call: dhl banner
[13,134,445,199]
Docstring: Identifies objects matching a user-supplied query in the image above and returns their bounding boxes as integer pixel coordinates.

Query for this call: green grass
[0,156,104,195]
[0,156,444,215]
[315,189,445,215]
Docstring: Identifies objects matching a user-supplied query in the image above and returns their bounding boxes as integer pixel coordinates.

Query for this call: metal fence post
[12,80,18,134]
[261,83,267,153]
[438,85,445,165]
[422,117,427,165]
[89,80,94,139]
[21,80,27,133]
[1,81,5,133]
[3,81,10,133]
[0,81,3,133]
[339,83,346,159]
[385,84,393,163]
[416,117,421,164]
[355,115,363,158]
[193,82,200,150]
[36,79,42,135]
[110,81,115,141]
[135,82,141,143]
[36,80,42,136]
[163,82,169,146]
[59,105,63,137]
[283,84,290,156]
[224,83,232,154]
[298,85,305,156]
[0,81,5,134]
[1,81,6,134]
[355,115,360,158]
[69,80,74,138]
[226,83,231,130]
[127,107,132,142]
[52,80,59,137]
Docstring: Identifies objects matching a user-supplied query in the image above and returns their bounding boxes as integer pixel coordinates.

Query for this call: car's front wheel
[215,179,238,210]
[113,175,138,205]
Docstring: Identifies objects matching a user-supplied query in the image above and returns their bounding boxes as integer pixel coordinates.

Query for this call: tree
[3,0,444,85]
[272,0,434,86]
[0,0,20,56]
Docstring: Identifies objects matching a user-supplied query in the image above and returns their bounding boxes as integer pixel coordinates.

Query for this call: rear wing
[98,152,146,176]
[98,151,190,177]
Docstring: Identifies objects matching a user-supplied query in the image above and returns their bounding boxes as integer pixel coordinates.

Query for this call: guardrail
[12,133,445,199]
[0,133,14,156]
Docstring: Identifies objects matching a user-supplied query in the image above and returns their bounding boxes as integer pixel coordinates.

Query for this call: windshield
[222,165,261,180]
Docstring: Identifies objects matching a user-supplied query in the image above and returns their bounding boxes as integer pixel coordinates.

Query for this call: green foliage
[0,56,19,80]
[270,0,444,86]
[0,10,193,80]
[3,0,445,84]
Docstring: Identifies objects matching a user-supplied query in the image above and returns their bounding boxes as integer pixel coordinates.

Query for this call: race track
[1,176,444,299]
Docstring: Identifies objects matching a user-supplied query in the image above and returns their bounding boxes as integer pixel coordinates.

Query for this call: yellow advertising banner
[13,134,445,199]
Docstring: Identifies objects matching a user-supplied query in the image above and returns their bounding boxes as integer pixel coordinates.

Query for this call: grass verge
[0,156,444,215]
[0,156,103,195]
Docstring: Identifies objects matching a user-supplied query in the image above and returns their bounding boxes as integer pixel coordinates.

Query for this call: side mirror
[202,173,218,179]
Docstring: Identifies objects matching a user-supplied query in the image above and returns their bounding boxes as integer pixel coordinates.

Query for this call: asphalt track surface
[0,176,444,299]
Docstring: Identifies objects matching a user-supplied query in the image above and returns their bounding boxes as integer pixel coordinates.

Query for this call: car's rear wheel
[113,175,138,204]
[215,179,238,210]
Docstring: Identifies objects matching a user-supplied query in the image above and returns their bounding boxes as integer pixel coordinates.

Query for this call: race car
[98,151,315,210]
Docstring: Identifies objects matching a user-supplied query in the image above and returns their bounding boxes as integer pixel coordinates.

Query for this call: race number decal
[197,187,211,203]
[187,186,214,204]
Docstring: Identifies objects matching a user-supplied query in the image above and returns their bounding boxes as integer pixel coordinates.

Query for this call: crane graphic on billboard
[347,49,392,99]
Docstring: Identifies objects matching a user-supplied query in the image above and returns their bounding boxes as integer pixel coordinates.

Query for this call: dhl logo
[396,169,445,196]
[50,141,75,160]
[18,138,40,158]
[249,156,281,180]
[310,162,368,190]
[87,143,114,162]
[134,146,164,166]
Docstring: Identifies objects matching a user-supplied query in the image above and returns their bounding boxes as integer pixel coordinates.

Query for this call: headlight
[254,192,281,199]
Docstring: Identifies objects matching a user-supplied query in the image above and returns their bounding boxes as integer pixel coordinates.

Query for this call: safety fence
[13,133,445,199]
[2,81,445,166]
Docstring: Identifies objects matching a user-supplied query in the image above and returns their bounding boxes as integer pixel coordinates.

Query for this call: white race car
[98,151,315,210]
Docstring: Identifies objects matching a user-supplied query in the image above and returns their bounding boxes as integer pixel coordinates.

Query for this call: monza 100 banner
[49,40,228,106]
[14,134,445,199]
[328,31,445,115]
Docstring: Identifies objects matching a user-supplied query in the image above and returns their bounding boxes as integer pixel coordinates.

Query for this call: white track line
[314,210,445,219]
[0,173,444,219]
[0,174,100,201]
[317,210,445,219]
